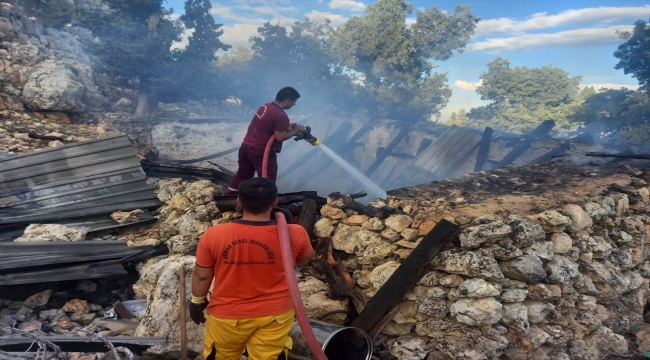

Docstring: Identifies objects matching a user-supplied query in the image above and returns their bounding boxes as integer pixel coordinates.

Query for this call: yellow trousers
[203,309,294,360]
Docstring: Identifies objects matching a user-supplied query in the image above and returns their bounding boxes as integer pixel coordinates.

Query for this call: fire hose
[262,134,328,360]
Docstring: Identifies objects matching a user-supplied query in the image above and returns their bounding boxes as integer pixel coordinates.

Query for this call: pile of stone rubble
[310,176,650,359]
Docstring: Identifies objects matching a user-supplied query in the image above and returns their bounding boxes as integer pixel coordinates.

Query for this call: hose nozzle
[293,126,321,146]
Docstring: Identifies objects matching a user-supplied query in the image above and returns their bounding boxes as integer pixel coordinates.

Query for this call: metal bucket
[288,319,373,360]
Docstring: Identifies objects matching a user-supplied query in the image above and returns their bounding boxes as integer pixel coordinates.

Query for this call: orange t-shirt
[195,219,313,319]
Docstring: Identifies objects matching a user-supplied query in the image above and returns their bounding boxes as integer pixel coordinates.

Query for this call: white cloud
[329,0,366,12]
[305,10,347,26]
[476,5,649,36]
[454,79,481,90]
[172,28,195,50]
[468,25,632,52]
[580,83,639,91]
[405,17,416,28]
[238,5,298,16]
[220,23,261,46]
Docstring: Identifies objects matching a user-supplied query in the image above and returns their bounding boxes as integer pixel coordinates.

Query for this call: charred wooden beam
[0,336,166,355]
[474,127,493,172]
[140,160,233,184]
[365,125,414,177]
[348,202,399,219]
[215,191,319,212]
[27,132,65,141]
[495,120,555,168]
[531,142,570,164]
[298,199,318,240]
[176,146,239,164]
[585,152,650,160]
[0,260,127,286]
[349,219,460,337]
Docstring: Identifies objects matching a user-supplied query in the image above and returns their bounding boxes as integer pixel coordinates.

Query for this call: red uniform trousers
[227,143,278,194]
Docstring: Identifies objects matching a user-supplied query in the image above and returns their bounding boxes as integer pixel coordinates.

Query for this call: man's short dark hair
[275,87,300,102]
[237,177,278,215]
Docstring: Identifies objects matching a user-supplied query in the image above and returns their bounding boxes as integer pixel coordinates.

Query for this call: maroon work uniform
[227,103,291,193]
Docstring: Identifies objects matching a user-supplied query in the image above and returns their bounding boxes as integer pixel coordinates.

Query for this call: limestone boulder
[459,220,512,249]
[326,192,353,209]
[332,223,361,253]
[320,204,345,220]
[507,215,546,248]
[342,214,369,225]
[182,180,215,205]
[499,255,547,283]
[545,255,581,286]
[15,224,86,242]
[450,297,503,326]
[134,255,205,357]
[385,214,414,232]
[61,299,89,314]
[21,60,85,112]
[457,278,500,298]
[501,289,528,303]
[370,260,401,290]
[22,290,53,308]
[415,318,508,359]
[313,218,335,237]
[527,210,571,233]
[361,217,384,231]
[501,302,529,333]
[304,292,348,323]
[559,204,593,233]
[524,241,555,262]
[388,336,432,360]
[551,233,572,254]
[110,209,144,224]
[431,250,504,281]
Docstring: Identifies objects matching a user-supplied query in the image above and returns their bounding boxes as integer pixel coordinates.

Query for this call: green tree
[445,108,469,126]
[179,0,230,62]
[468,58,583,134]
[86,0,183,116]
[576,88,650,141]
[329,0,479,122]
[173,0,230,102]
[614,19,650,92]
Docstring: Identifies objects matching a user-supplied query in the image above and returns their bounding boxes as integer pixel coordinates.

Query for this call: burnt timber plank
[349,219,460,336]
[364,125,414,177]
[0,247,151,272]
[298,199,318,240]
[0,260,127,286]
[0,336,166,355]
[495,120,555,168]
[474,127,494,172]
[215,191,318,212]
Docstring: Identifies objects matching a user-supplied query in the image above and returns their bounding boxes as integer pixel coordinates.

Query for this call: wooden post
[495,120,555,168]
[349,219,460,336]
[474,127,493,172]
[298,199,318,240]
[179,267,188,360]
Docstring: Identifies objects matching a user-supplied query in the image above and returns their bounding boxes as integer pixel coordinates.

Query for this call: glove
[188,298,208,325]
[272,207,293,223]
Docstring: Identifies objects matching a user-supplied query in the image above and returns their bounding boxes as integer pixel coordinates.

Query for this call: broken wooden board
[0,260,127,286]
[349,219,460,336]
[0,336,166,355]
[474,127,493,172]
[214,191,319,212]
[495,120,555,168]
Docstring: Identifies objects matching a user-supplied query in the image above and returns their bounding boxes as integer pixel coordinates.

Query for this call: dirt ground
[389,156,650,219]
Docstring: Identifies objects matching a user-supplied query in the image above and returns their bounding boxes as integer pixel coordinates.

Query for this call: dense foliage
[329,0,479,122]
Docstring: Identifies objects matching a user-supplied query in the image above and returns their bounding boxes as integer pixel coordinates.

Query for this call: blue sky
[164,0,650,119]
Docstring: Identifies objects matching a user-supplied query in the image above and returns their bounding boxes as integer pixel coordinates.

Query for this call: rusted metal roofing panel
[0,134,162,226]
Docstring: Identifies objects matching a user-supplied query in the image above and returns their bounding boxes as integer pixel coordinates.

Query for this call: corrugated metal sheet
[0,134,162,226]
[378,126,483,189]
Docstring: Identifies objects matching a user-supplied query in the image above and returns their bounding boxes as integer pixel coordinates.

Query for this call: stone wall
[308,171,650,359]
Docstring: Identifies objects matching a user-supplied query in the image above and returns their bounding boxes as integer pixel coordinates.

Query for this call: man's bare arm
[274,123,305,142]
[295,249,316,267]
[191,265,214,297]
